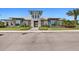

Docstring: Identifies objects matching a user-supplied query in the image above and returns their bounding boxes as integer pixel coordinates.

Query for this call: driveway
[0,32,79,51]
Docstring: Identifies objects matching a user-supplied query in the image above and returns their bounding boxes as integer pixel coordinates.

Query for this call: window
[51,20,57,26]
[15,20,21,25]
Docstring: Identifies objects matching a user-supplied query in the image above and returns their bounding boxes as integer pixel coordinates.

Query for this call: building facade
[3,10,63,27]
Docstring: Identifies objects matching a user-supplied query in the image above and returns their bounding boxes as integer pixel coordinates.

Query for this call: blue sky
[0,8,77,20]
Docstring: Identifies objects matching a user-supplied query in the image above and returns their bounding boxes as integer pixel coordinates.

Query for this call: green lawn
[0,26,31,30]
[48,28,79,30]
[39,26,79,30]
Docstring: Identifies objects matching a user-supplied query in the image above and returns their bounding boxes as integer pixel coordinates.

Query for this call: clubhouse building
[3,10,63,27]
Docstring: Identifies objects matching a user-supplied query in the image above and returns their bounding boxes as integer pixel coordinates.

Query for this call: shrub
[20,27,31,30]
[39,26,48,30]
[19,24,31,30]
[0,22,5,27]
[76,20,79,25]
[41,25,49,27]
[20,24,30,27]
[62,20,76,28]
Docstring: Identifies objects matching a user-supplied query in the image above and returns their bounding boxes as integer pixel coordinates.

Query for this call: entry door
[34,21,38,27]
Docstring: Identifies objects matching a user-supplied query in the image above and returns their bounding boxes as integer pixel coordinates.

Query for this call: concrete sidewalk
[0,30,79,32]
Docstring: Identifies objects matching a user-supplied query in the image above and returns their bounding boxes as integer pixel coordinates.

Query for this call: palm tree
[67,9,79,21]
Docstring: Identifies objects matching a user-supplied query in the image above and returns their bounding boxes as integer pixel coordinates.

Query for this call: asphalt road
[0,32,79,51]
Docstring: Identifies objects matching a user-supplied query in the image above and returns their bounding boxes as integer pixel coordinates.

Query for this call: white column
[38,19,41,28]
[31,20,34,28]
[4,22,7,26]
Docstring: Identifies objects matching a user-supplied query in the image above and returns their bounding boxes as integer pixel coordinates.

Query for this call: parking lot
[0,32,79,51]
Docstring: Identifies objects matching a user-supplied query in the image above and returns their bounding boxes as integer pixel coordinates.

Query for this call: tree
[67,9,79,21]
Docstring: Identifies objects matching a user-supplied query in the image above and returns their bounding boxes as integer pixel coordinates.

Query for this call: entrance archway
[34,21,38,27]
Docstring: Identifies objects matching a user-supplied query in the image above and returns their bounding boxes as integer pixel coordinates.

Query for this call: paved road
[0,32,79,51]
